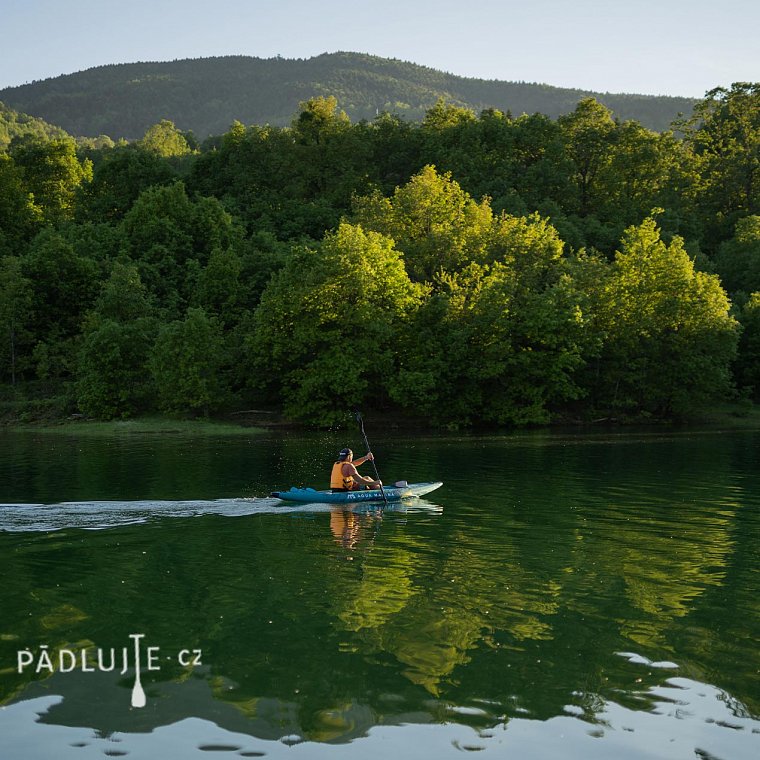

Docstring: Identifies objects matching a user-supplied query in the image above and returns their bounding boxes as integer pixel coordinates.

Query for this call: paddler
[330,448,383,492]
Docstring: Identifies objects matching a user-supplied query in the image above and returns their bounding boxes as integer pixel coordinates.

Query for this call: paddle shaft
[355,412,387,505]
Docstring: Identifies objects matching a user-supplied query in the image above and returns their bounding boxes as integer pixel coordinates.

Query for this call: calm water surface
[1,426,759,759]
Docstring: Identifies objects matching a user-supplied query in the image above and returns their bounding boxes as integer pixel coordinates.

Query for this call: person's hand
[366,452,374,461]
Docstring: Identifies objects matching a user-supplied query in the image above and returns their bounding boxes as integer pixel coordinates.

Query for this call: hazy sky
[1,0,758,96]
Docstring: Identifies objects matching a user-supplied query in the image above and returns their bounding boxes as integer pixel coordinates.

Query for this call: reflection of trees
[328,522,568,695]
[335,547,419,631]
[611,506,733,648]
[325,433,751,717]
[2,429,760,737]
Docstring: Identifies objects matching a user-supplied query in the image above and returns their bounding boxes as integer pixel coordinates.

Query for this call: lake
[1,425,759,759]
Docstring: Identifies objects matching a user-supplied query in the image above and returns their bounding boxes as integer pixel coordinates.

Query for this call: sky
[1,0,758,97]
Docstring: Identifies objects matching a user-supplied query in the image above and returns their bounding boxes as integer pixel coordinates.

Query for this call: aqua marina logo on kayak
[17,634,203,708]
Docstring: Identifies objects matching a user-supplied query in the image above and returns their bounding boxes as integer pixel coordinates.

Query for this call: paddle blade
[131,681,146,708]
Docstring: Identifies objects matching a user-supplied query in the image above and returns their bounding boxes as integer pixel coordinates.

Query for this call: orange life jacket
[330,461,354,490]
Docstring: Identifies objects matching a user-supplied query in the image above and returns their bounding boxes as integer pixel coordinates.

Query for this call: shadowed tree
[558,98,617,217]
[0,153,41,254]
[149,307,229,415]
[0,256,33,384]
[679,83,760,246]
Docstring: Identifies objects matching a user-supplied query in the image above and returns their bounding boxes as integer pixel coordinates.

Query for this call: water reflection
[1,428,760,759]
[3,672,759,759]
[329,507,382,554]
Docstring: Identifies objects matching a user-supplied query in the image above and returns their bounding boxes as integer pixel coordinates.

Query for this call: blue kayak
[271,481,443,504]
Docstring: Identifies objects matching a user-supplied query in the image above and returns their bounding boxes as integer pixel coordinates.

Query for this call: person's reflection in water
[330,508,382,559]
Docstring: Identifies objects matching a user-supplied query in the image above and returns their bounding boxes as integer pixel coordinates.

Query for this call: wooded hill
[0,101,69,150]
[0,52,696,140]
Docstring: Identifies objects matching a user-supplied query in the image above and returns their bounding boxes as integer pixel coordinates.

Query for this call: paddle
[130,633,146,708]
[354,410,388,505]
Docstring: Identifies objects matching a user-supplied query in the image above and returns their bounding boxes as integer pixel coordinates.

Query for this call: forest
[0,52,695,139]
[0,82,758,427]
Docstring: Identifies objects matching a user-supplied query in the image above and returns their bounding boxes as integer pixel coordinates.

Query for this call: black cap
[338,448,352,460]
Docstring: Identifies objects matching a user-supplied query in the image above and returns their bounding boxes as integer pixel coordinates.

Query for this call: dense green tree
[10,137,92,223]
[21,228,100,348]
[191,122,300,236]
[501,113,575,215]
[354,165,493,281]
[421,99,477,131]
[680,83,760,245]
[189,122,279,226]
[78,145,178,221]
[594,122,684,227]
[0,153,41,254]
[76,261,158,418]
[91,258,155,322]
[417,107,575,222]
[735,292,760,399]
[77,319,157,418]
[0,101,69,149]
[559,98,617,217]
[76,260,159,419]
[292,96,350,143]
[388,217,588,426]
[366,111,421,194]
[139,120,192,157]
[587,218,738,416]
[713,215,760,295]
[76,134,116,151]
[190,100,373,241]
[119,181,240,315]
[149,307,229,414]
[58,220,125,264]
[236,231,291,309]
[284,97,372,234]
[417,101,482,191]
[191,246,244,326]
[247,223,425,424]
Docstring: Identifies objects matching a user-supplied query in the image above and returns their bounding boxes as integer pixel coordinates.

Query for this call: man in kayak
[330,448,383,491]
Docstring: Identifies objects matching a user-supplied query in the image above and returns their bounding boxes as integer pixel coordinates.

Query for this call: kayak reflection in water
[330,448,383,492]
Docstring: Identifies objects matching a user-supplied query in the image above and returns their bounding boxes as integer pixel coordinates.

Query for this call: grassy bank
[681,402,760,429]
[12,417,266,436]
[5,393,760,436]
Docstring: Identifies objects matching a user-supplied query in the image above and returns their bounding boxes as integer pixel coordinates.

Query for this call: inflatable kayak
[271,481,443,504]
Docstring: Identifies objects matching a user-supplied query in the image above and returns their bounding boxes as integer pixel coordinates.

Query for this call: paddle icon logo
[17,634,203,708]
[130,634,146,708]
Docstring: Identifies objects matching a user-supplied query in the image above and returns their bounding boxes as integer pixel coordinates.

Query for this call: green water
[1,427,759,759]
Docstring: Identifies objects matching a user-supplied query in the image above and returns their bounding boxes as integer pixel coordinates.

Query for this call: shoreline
[3,401,760,436]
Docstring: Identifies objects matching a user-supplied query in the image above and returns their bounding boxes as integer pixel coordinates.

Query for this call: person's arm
[353,452,374,467]
[343,462,381,487]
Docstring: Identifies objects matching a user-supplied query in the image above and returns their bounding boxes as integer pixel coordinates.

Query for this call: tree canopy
[1,85,757,426]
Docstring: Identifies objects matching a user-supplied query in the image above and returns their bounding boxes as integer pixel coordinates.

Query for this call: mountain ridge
[0,51,698,139]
